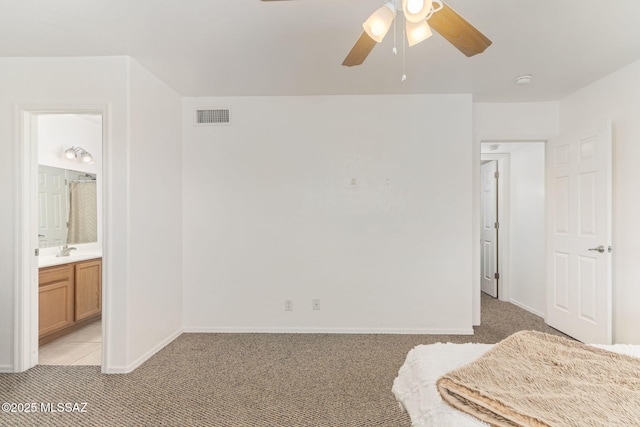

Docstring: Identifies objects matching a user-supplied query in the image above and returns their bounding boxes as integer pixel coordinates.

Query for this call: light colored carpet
[0,294,568,426]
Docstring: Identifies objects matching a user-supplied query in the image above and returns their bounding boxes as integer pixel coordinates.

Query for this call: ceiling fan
[262,0,492,67]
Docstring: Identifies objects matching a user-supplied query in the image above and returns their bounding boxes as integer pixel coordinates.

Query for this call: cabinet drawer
[39,264,74,287]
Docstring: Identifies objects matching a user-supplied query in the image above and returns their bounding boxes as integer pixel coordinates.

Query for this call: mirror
[38,165,98,248]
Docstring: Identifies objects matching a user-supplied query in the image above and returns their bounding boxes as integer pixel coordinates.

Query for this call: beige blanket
[436,331,640,427]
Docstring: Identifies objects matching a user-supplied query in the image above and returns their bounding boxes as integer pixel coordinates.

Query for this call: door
[38,165,68,247]
[480,160,498,297]
[75,259,102,321]
[38,264,75,338]
[546,121,612,344]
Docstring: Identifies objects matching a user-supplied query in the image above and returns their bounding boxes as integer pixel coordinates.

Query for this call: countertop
[39,251,103,268]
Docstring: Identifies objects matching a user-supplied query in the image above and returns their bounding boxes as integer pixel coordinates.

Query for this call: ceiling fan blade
[342,31,377,67]
[429,2,492,57]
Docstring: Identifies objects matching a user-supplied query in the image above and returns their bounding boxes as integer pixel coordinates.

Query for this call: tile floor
[38,320,101,366]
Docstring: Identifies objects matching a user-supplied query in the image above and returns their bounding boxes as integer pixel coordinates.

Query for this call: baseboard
[103,327,183,374]
[0,364,14,373]
[184,326,475,335]
[509,299,544,318]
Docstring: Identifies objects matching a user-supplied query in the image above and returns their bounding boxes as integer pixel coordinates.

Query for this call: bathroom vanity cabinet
[39,258,102,345]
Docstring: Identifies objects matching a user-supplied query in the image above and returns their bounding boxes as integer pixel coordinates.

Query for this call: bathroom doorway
[17,108,107,371]
[36,114,103,366]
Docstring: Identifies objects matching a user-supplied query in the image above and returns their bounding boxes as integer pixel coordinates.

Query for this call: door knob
[588,245,606,253]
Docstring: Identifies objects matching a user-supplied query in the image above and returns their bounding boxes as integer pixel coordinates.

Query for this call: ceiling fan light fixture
[402,0,432,23]
[363,1,396,43]
[340,0,491,67]
[406,19,432,47]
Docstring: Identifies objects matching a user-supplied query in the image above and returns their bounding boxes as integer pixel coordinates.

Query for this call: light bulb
[363,2,396,43]
[406,19,432,47]
[407,0,424,14]
[371,24,384,37]
[80,151,94,164]
[64,147,77,159]
[402,0,432,23]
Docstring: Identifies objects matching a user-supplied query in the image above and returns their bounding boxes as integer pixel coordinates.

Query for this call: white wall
[559,58,640,344]
[182,94,474,334]
[0,56,182,372]
[507,143,545,315]
[474,102,559,138]
[126,59,183,368]
[37,114,104,249]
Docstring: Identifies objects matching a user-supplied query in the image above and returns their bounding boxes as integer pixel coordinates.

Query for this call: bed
[392,331,640,427]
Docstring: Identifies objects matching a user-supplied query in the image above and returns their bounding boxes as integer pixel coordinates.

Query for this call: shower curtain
[68,181,97,244]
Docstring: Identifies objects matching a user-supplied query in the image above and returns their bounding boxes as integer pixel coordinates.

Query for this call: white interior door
[546,121,612,344]
[480,160,498,298]
[38,165,68,247]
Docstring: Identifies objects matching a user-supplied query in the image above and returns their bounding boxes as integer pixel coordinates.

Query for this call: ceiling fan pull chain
[402,16,407,82]
[393,13,398,55]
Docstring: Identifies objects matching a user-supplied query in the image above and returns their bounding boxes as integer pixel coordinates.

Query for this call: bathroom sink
[39,251,103,268]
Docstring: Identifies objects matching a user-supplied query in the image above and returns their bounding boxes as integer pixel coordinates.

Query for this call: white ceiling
[2,0,640,101]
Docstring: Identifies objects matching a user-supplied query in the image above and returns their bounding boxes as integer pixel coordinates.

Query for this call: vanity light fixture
[64,146,95,164]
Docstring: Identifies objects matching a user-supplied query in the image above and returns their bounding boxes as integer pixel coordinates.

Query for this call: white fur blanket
[392,337,640,427]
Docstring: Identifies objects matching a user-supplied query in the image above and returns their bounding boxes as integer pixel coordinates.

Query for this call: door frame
[472,135,552,325]
[15,103,110,372]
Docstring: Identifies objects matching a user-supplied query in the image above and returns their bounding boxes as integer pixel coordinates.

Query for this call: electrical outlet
[312,299,320,311]
[285,300,293,311]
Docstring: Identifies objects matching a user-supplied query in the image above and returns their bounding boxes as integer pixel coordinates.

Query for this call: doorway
[17,109,106,371]
[36,114,103,365]
[479,142,546,317]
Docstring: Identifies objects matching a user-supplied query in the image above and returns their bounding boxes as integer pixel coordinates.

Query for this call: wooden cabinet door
[39,265,74,337]
[75,259,102,321]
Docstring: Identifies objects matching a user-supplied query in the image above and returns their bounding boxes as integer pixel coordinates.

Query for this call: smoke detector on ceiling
[514,74,533,85]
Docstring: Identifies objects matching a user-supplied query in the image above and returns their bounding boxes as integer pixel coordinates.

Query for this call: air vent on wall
[195,108,231,126]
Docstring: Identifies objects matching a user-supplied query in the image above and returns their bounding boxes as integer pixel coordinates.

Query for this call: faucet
[57,244,77,257]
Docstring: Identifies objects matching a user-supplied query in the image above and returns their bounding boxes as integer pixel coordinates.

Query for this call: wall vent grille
[195,108,231,126]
